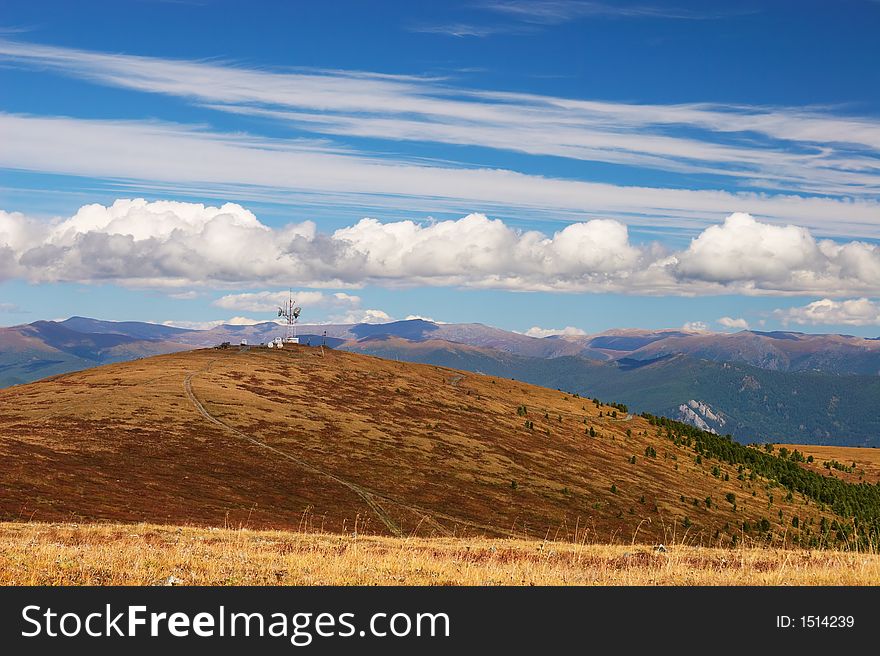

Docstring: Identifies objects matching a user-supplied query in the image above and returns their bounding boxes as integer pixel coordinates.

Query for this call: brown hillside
[784,444,880,484]
[0,346,833,545]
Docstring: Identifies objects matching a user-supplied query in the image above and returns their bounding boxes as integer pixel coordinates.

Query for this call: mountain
[59,316,194,341]
[600,329,880,375]
[0,346,859,547]
[0,320,191,387]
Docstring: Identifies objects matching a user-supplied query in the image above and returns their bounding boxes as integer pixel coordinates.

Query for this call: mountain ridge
[2,316,878,444]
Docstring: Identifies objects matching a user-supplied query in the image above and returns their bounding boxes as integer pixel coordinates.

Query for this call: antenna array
[277,289,302,343]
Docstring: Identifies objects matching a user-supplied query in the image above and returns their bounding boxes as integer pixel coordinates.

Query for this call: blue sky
[1,0,879,336]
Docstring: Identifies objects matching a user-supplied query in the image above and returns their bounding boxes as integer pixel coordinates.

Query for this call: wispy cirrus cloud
[408,22,524,38]
[3,113,880,240]
[1,38,879,207]
[412,1,752,39]
[479,1,730,24]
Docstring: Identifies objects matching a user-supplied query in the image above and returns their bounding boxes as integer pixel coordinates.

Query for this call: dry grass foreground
[2,522,879,586]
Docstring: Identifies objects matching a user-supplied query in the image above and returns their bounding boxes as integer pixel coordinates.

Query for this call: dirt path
[183,360,405,536]
[182,357,518,539]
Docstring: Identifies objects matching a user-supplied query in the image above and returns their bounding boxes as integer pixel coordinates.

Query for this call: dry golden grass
[784,444,880,484]
[2,522,878,586]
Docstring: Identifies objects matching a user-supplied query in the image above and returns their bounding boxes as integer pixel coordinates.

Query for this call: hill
[348,338,880,446]
[2,345,878,548]
[3,317,880,445]
[783,444,880,485]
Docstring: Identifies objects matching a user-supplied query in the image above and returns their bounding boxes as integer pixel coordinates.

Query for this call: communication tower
[277,290,302,344]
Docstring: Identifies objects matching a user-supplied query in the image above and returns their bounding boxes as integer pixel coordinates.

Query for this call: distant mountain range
[2,316,879,445]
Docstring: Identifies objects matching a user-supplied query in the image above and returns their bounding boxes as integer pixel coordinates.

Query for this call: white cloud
[2,201,879,296]
[404,314,437,322]
[0,302,22,313]
[775,298,880,327]
[524,325,587,338]
[682,321,709,332]
[162,316,272,330]
[717,316,749,330]
[671,213,880,295]
[481,0,719,23]
[214,290,361,313]
[331,308,394,324]
[168,290,198,300]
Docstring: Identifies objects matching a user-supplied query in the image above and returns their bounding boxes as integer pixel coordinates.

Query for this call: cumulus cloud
[2,200,879,296]
[523,326,587,338]
[162,316,271,330]
[682,321,709,332]
[774,298,880,327]
[331,308,394,324]
[717,316,749,330]
[671,213,880,295]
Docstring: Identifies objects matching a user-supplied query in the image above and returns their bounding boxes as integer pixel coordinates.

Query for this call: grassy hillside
[0,346,874,548]
[784,444,880,484]
[350,340,880,446]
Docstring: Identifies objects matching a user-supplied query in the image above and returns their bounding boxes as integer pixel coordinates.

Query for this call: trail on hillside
[183,357,515,538]
[183,360,404,536]
[183,358,521,537]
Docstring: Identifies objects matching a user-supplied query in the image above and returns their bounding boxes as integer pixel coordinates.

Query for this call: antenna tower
[277,289,302,343]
